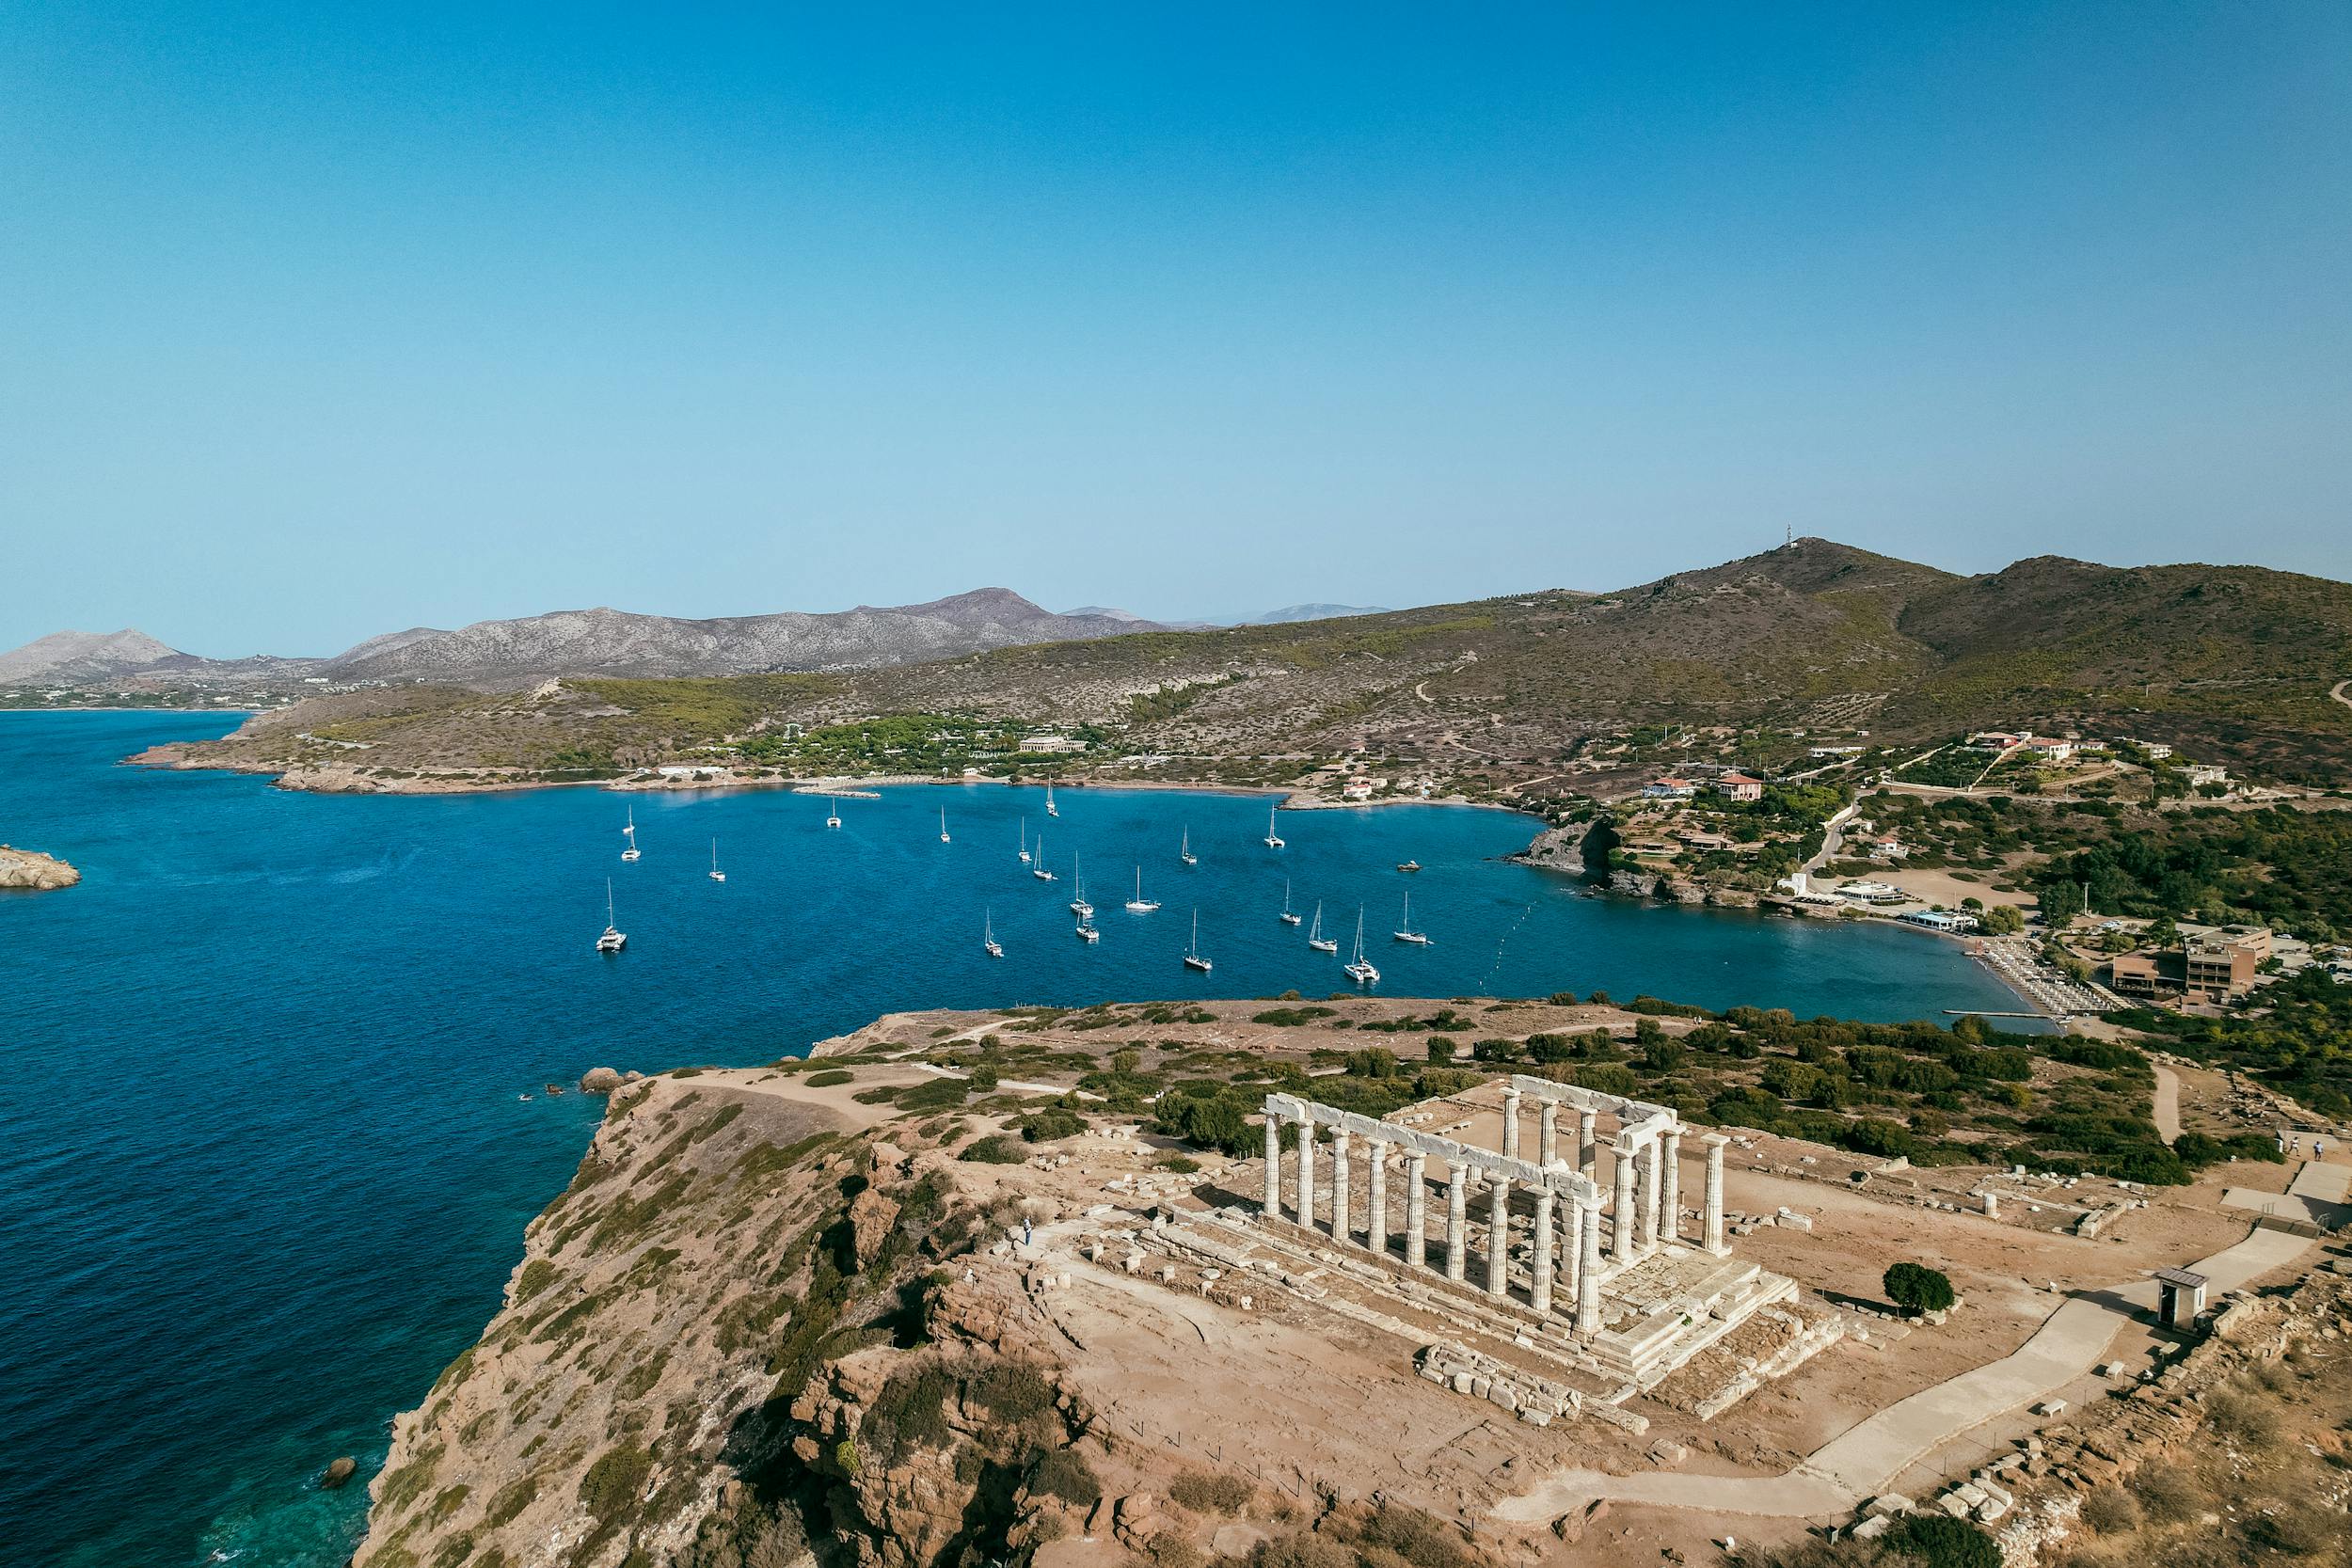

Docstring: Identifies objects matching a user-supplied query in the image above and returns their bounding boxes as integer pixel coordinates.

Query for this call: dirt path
[2331,678,2351,710]
[2153,1064,2182,1143]
[1495,1224,2316,1524]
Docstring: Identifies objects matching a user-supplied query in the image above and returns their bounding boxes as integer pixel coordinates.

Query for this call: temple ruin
[1248,1076,1808,1392]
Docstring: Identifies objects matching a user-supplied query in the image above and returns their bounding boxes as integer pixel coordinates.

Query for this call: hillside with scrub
[127,539,2352,795]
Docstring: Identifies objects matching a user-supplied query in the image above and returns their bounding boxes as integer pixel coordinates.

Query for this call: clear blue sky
[4,3,2346,656]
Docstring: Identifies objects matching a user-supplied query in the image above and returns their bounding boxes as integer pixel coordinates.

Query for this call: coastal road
[1494,1223,2314,1524]
[1797,800,1860,880]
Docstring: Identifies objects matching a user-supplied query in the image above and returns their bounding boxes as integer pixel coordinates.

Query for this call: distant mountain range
[0,590,1161,691]
[2,593,1416,695]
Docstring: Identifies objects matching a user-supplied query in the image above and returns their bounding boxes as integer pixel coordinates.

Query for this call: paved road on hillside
[1495,1224,2314,1524]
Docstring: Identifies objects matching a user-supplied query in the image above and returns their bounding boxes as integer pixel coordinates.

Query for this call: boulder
[850,1188,902,1267]
[320,1456,358,1489]
[579,1067,625,1093]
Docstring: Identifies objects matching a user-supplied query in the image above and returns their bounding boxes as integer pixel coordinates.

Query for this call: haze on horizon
[4,3,2346,658]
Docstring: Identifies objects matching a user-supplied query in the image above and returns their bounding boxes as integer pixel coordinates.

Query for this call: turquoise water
[0,712,2026,1565]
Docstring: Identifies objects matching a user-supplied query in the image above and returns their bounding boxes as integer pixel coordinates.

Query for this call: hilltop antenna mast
[1785,522,1793,546]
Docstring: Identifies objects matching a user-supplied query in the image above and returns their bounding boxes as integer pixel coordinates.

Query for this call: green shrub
[1168,1470,1255,1514]
[514,1259,559,1303]
[1026,1447,1102,1508]
[958,1134,1027,1164]
[1887,1513,1998,1568]
[804,1069,853,1087]
[578,1445,652,1527]
[1883,1261,1956,1315]
[484,1474,539,1527]
[1019,1108,1088,1142]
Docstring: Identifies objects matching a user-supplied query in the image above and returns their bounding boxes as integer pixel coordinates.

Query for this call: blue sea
[0,711,2026,1566]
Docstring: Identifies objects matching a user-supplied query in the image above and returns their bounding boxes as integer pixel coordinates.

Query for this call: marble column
[1295,1117,1316,1232]
[1405,1152,1428,1269]
[1262,1117,1281,1217]
[1560,1193,1580,1298]
[1661,1129,1682,1245]
[1445,1162,1469,1282]
[1578,1109,1598,1176]
[1330,1131,1353,1245]
[1530,1190,1556,1316]
[1366,1140,1389,1255]
[1486,1175,1512,1298]
[1502,1087,1522,1160]
[1612,1142,1638,1262]
[1703,1132,1729,1255]
[1641,1138,1661,1251]
[1538,1103,1558,1166]
[1576,1196,1603,1336]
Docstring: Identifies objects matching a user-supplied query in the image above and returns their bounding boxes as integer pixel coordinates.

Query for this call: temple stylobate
[1257,1078,1795,1388]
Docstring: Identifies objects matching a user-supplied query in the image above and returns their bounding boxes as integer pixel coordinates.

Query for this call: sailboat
[1180,828,1198,866]
[939,806,950,844]
[708,837,726,883]
[1044,780,1058,816]
[620,807,641,862]
[1307,901,1338,953]
[1031,832,1057,880]
[1068,855,1093,919]
[1125,865,1159,913]
[1262,800,1285,848]
[596,879,627,953]
[1075,917,1100,943]
[983,909,1003,958]
[1392,892,1430,944]
[825,795,841,830]
[1279,879,1301,926]
[1018,817,1031,864]
[1343,908,1380,985]
[1183,909,1212,972]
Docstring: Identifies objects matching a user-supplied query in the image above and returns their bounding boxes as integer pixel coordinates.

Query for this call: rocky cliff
[0,845,80,890]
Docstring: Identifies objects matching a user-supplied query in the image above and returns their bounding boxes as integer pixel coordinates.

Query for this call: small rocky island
[0,845,79,891]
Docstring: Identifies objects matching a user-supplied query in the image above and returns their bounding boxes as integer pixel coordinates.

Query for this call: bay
[0,711,2025,1565]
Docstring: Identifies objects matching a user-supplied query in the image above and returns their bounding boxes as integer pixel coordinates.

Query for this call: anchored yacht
[1392,893,1430,944]
[1306,901,1338,953]
[1183,909,1212,972]
[1343,909,1380,985]
[596,880,627,954]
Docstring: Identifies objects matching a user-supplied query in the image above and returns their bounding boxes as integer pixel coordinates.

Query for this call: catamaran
[1031,832,1057,880]
[825,795,841,830]
[1392,892,1430,944]
[1278,879,1301,926]
[1124,866,1159,913]
[1183,909,1212,972]
[1343,908,1380,985]
[707,837,725,883]
[1018,817,1031,864]
[939,806,950,844]
[983,909,1003,958]
[1307,901,1338,953]
[620,807,641,862]
[596,879,627,953]
[1068,855,1093,919]
[1180,828,1198,866]
[1044,781,1058,816]
[1262,800,1284,848]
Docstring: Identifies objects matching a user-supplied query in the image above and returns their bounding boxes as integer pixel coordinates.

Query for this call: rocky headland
[0,845,80,891]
